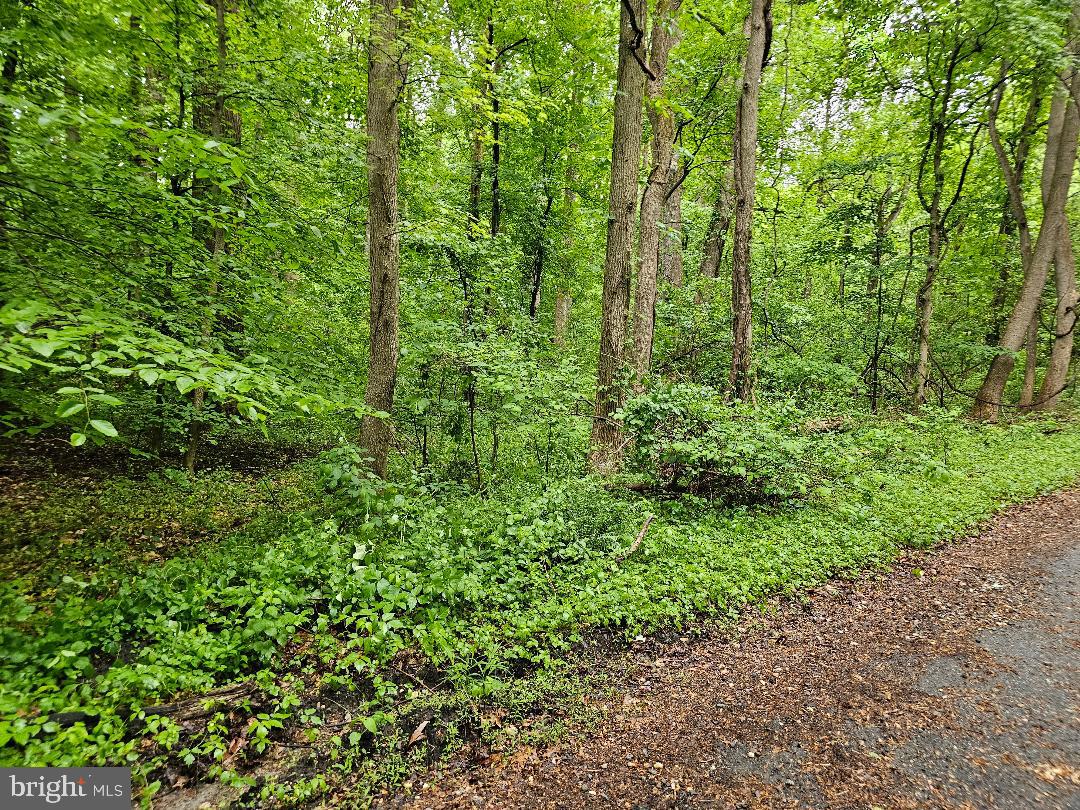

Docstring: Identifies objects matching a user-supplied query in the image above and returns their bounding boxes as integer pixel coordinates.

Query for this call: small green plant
[620,383,813,501]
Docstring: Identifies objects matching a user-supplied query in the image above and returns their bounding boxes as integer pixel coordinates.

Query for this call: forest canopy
[0,0,1076,472]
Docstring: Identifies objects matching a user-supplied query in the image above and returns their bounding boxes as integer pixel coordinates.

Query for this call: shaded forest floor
[3,417,1080,809]
[376,488,1080,810]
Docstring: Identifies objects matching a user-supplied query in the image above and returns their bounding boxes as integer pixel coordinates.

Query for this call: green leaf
[57,401,85,418]
[89,419,118,438]
[89,393,123,406]
[138,368,159,385]
[70,432,87,447]
[175,376,196,394]
[28,339,60,358]
[362,716,378,734]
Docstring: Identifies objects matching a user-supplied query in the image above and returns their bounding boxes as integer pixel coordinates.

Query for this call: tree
[359,0,411,476]
[629,0,683,390]
[1036,7,1080,411]
[589,0,649,473]
[729,0,771,401]
[974,5,1080,420]
[699,162,734,281]
[909,10,990,409]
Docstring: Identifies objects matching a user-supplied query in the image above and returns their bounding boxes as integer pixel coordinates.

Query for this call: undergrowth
[1,411,1079,805]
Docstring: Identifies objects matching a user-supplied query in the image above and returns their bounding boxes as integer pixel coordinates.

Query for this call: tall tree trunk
[973,34,1079,420]
[867,183,905,411]
[1019,306,1039,409]
[986,196,1017,346]
[729,0,771,401]
[487,17,501,237]
[528,145,553,319]
[588,0,648,473]
[359,0,408,476]
[661,155,685,287]
[986,73,1041,345]
[468,131,484,237]
[629,0,682,390]
[554,291,571,346]
[185,0,236,474]
[699,163,734,281]
[912,31,981,410]
[913,221,941,409]
[555,128,577,346]
[1036,223,1078,409]
[0,47,16,245]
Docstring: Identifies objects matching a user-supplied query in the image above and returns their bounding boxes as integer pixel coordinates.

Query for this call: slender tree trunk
[487,17,502,237]
[186,0,235,474]
[554,134,577,346]
[729,0,771,401]
[973,46,1079,420]
[589,0,648,473]
[699,163,734,281]
[867,184,904,411]
[911,38,972,410]
[630,0,682,390]
[528,144,553,319]
[0,47,17,244]
[661,156,685,287]
[913,221,941,409]
[468,132,484,237]
[986,196,1016,346]
[554,290,572,346]
[359,0,408,476]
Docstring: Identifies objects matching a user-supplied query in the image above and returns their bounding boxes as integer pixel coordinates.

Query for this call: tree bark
[554,290,572,346]
[629,0,682,390]
[699,163,734,281]
[912,28,982,410]
[1036,221,1078,409]
[554,127,578,346]
[729,0,771,401]
[528,145,553,319]
[487,17,501,237]
[1019,305,1039,409]
[589,0,648,473]
[186,0,237,475]
[359,0,408,476]
[0,44,17,244]
[661,155,685,287]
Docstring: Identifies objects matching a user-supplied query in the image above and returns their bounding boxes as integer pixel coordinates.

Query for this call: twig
[617,515,654,562]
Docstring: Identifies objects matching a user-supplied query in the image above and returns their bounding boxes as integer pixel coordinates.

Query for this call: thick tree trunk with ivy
[729,0,771,401]
[974,40,1079,420]
[359,0,407,477]
[630,0,682,391]
[589,0,648,473]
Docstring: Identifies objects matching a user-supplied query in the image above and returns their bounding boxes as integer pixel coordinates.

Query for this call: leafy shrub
[620,384,813,501]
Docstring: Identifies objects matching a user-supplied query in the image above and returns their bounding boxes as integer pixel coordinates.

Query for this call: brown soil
[375,488,1080,810]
